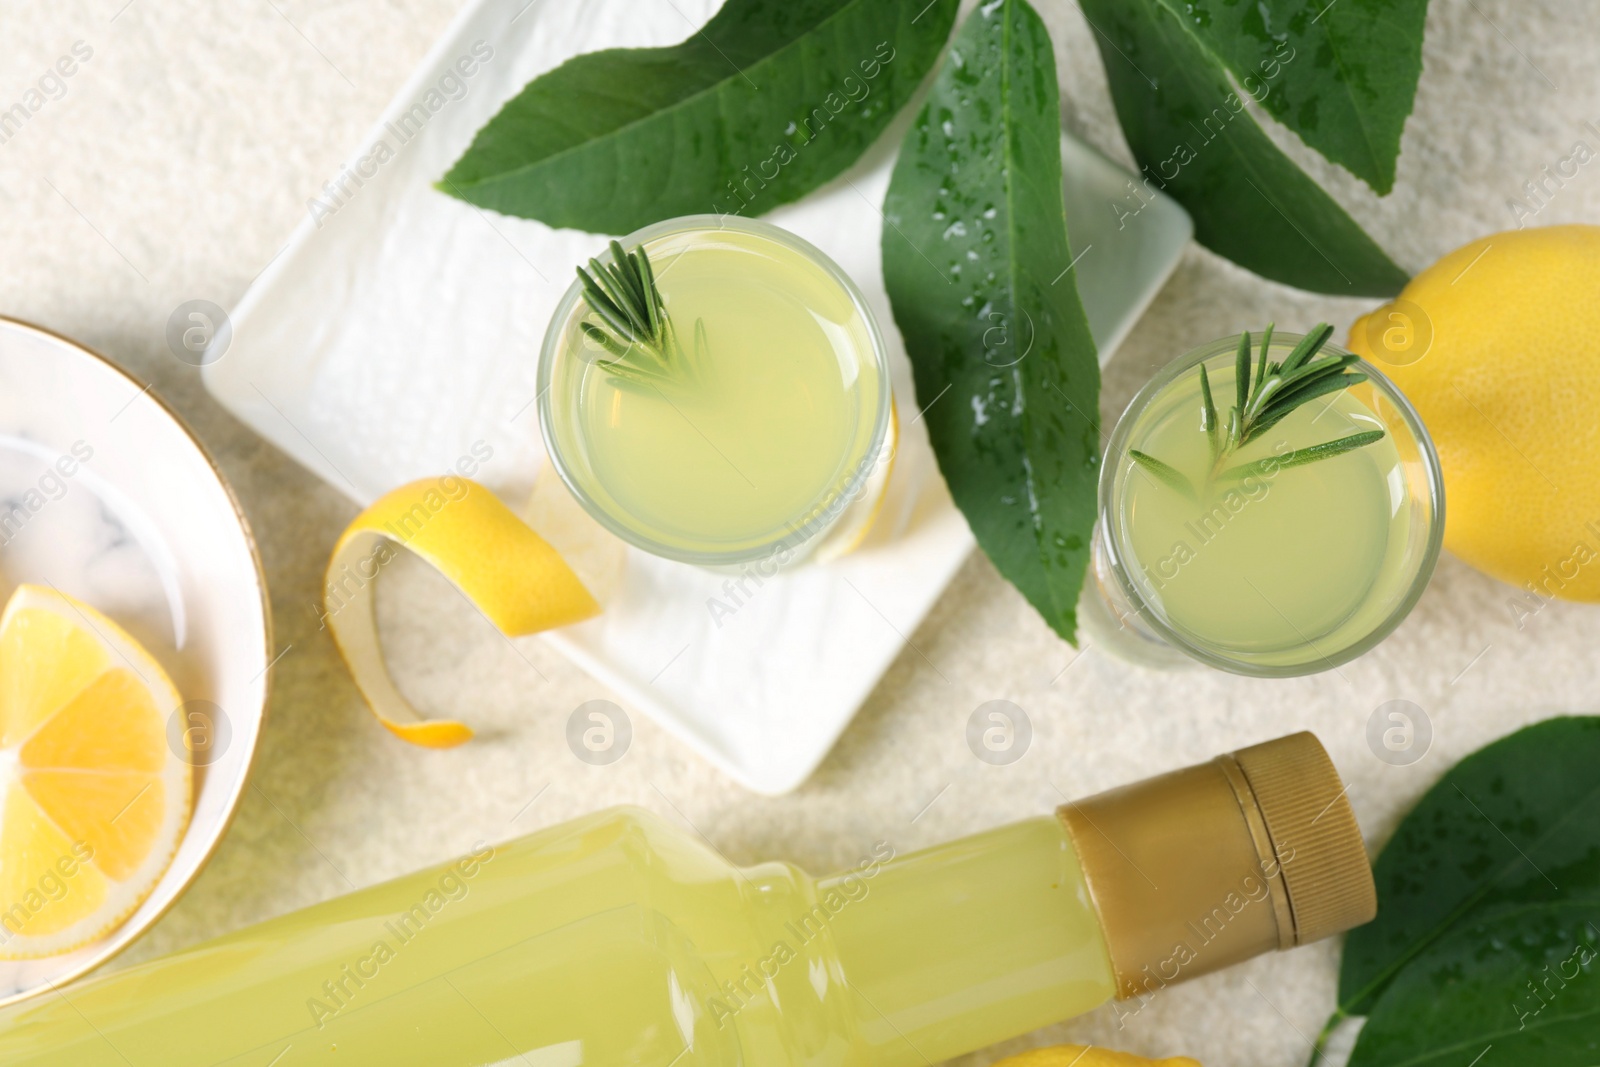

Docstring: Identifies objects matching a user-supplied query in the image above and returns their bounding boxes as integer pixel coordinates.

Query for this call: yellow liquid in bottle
[0,810,1114,1065]
[825,816,1117,1064]
[544,225,887,560]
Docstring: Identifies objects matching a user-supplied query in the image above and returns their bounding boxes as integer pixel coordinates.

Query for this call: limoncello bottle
[0,733,1374,1065]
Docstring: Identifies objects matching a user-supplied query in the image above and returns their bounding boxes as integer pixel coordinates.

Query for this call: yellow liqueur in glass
[0,733,1374,1067]
[1085,328,1444,676]
[539,216,891,566]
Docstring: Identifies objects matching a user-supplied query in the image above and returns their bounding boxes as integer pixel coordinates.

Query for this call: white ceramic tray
[204,0,1190,794]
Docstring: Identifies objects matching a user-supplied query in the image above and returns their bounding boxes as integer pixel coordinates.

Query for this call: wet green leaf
[882,0,1099,644]
[1156,0,1427,194]
[1338,717,1600,1017]
[1077,0,1410,295]
[440,0,959,233]
[1349,901,1600,1067]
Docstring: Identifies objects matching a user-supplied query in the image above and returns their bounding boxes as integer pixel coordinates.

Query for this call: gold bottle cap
[1057,732,1375,1000]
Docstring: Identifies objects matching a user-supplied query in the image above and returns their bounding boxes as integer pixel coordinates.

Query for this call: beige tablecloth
[1,1,1595,1063]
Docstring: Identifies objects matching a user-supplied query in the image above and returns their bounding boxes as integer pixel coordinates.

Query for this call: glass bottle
[0,732,1373,1066]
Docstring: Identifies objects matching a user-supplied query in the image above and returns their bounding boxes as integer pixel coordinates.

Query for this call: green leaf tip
[438,0,960,233]
[1077,0,1411,295]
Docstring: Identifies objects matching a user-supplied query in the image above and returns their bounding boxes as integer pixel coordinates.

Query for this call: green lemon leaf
[1336,717,1600,1019]
[1156,0,1427,194]
[882,0,1099,644]
[1078,0,1410,296]
[1349,901,1600,1067]
[439,0,959,233]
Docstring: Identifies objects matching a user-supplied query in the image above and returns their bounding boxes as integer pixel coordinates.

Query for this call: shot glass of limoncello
[1083,326,1444,676]
[538,216,892,566]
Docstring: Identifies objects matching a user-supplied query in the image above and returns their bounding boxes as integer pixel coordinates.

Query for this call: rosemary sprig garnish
[1128,449,1197,501]
[1215,430,1385,482]
[574,240,703,388]
[1128,323,1385,498]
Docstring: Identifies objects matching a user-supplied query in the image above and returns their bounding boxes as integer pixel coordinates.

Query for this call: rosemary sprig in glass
[1128,323,1385,499]
[574,240,706,389]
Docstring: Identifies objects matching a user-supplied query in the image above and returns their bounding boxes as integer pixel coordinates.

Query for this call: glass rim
[536,213,894,567]
[1097,329,1447,678]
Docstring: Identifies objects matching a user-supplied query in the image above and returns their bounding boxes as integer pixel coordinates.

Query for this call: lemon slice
[0,584,189,958]
[812,403,900,564]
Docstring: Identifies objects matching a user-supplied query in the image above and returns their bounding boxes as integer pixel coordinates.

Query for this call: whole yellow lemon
[1348,225,1600,603]
[990,1045,1201,1067]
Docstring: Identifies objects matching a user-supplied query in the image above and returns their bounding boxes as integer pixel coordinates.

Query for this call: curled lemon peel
[322,477,599,747]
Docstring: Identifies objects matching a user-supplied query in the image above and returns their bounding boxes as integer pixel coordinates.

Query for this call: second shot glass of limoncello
[538,216,892,567]
[1082,327,1445,677]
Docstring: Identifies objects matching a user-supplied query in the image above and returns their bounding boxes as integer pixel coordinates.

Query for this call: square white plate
[204,0,1190,794]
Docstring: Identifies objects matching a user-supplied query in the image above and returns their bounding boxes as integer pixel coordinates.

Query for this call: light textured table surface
[2,2,1597,1064]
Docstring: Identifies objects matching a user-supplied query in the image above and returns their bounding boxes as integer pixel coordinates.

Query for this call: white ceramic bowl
[0,318,271,1008]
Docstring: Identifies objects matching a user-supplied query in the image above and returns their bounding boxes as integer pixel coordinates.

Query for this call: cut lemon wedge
[812,404,900,564]
[0,584,189,958]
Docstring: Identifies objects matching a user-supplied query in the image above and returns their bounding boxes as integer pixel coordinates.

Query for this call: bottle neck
[817,816,1117,1067]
